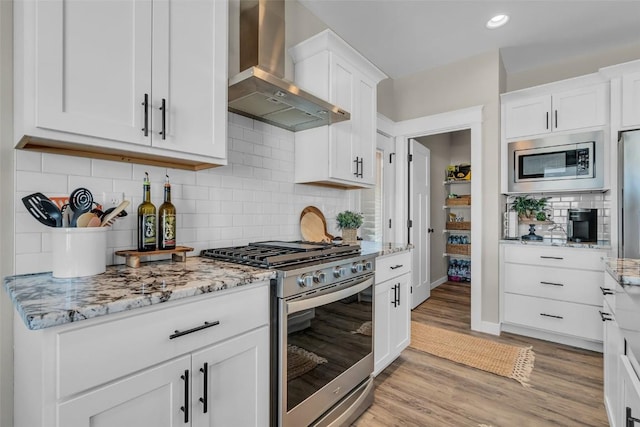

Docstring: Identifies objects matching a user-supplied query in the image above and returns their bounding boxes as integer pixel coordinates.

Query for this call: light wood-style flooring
[353,282,608,427]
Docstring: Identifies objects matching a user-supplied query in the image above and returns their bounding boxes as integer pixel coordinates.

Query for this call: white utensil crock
[51,227,107,278]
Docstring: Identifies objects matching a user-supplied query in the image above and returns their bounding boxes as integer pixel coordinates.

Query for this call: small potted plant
[510,195,550,222]
[336,211,363,244]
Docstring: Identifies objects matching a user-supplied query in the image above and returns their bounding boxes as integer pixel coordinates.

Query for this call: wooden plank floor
[352,282,608,427]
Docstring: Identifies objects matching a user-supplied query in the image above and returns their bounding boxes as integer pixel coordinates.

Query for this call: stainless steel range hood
[228,0,350,132]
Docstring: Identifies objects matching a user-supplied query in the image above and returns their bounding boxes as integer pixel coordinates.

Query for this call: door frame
[389,106,486,334]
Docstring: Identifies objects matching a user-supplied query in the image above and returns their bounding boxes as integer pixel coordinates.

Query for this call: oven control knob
[297,274,314,288]
[314,271,327,284]
[351,263,364,273]
[334,267,347,278]
[363,261,373,271]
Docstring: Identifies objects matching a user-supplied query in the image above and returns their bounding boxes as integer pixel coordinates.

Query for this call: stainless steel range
[201,241,375,427]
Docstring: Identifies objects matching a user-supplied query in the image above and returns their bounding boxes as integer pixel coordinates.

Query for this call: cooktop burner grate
[201,241,361,269]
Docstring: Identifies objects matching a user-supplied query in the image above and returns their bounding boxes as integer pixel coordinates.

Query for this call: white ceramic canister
[51,227,107,278]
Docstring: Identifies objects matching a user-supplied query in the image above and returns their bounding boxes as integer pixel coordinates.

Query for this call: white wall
[14,113,355,275]
[0,0,14,425]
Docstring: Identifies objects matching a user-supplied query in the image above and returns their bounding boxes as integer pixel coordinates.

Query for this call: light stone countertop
[605,258,640,286]
[4,257,275,331]
[360,241,413,257]
[500,238,612,249]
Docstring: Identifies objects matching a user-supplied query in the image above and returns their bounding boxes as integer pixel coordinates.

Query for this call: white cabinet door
[622,71,640,128]
[356,77,377,185]
[58,355,190,427]
[329,55,357,182]
[552,84,607,132]
[504,95,552,139]
[390,273,411,355]
[621,356,640,427]
[191,326,270,427]
[374,280,392,375]
[603,300,623,427]
[152,0,227,158]
[36,0,151,145]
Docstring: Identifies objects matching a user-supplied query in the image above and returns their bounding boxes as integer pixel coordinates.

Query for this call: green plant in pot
[510,195,550,222]
[336,211,363,244]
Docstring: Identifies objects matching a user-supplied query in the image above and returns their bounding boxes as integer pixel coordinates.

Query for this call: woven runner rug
[410,322,535,387]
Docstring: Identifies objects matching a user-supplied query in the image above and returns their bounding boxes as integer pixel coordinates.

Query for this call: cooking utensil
[100,206,128,221]
[76,212,98,228]
[69,188,94,227]
[21,193,59,227]
[300,206,334,243]
[87,216,102,227]
[40,198,63,227]
[101,200,130,227]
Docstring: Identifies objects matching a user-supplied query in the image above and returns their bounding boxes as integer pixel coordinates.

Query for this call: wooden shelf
[443,205,470,209]
[115,246,195,268]
[443,180,471,185]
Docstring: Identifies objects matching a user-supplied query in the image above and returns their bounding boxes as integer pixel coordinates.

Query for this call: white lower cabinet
[500,244,608,349]
[621,355,640,427]
[374,251,411,376]
[603,298,623,427]
[14,284,269,427]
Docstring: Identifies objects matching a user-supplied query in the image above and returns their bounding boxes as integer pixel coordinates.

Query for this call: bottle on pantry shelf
[158,174,176,250]
[137,172,156,251]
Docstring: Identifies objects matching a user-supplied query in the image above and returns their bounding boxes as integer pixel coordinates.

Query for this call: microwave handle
[286,277,374,315]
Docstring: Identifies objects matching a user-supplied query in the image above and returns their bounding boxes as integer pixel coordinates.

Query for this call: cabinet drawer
[57,284,268,398]
[504,263,602,305]
[376,251,412,284]
[503,293,602,342]
[503,245,606,271]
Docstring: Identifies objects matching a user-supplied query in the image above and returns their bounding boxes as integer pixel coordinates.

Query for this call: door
[329,55,356,182]
[552,84,607,132]
[36,0,151,145]
[504,94,552,139]
[191,326,269,427]
[410,139,431,308]
[391,273,411,354]
[58,355,190,427]
[152,0,227,158]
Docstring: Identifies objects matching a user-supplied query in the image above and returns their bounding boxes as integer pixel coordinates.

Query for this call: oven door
[279,275,374,427]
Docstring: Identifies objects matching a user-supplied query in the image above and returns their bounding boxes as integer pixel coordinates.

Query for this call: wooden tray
[115,246,194,268]
[446,195,471,206]
[300,206,334,243]
[446,221,471,230]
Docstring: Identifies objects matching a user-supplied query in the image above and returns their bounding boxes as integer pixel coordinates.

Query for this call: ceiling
[298,0,640,80]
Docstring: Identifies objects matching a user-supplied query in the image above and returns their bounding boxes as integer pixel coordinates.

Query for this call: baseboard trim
[501,323,603,352]
[476,321,500,336]
[430,276,447,289]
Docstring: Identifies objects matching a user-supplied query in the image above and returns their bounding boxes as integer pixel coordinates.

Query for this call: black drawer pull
[600,286,614,295]
[180,369,189,423]
[599,310,613,322]
[170,321,220,340]
[540,281,564,287]
[390,264,404,270]
[141,93,149,136]
[540,313,563,319]
[627,407,640,426]
[199,362,208,413]
[540,256,564,260]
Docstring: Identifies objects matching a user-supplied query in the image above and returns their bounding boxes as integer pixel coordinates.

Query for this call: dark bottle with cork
[158,174,176,250]
[137,172,156,251]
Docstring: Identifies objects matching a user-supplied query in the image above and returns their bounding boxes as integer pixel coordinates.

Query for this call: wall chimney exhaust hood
[228,0,350,132]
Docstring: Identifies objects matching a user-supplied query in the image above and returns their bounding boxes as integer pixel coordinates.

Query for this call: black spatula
[21,193,59,227]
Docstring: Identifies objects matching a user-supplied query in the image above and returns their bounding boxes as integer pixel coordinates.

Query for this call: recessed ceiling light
[486,14,509,29]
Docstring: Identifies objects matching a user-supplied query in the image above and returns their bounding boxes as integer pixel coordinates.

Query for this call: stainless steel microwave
[507,130,604,193]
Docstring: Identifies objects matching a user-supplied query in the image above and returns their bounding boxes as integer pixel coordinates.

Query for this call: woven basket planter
[446,221,471,230]
[446,195,471,206]
[341,228,358,244]
[446,244,471,256]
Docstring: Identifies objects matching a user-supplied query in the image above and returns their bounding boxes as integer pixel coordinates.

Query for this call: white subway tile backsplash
[13,113,353,275]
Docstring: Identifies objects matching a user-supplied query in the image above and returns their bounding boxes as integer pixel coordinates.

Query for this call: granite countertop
[605,258,640,285]
[500,238,611,249]
[4,257,275,331]
[360,241,413,257]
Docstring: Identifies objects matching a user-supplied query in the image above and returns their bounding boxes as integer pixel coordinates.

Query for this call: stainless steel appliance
[201,241,375,426]
[619,130,640,258]
[567,208,598,243]
[507,130,604,193]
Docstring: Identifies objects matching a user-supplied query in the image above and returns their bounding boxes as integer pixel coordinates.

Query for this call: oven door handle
[286,277,374,315]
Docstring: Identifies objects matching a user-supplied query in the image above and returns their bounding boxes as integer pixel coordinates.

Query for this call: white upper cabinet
[14,0,227,170]
[622,71,640,128]
[290,30,386,189]
[503,82,608,140]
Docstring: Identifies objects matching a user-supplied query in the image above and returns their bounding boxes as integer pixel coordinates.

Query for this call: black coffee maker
[567,208,598,243]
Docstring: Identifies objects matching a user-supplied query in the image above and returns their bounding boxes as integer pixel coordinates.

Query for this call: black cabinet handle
[391,284,398,308]
[396,283,401,306]
[546,111,549,130]
[180,369,189,423]
[353,157,359,177]
[554,110,558,129]
[390,264,404,270]
[358,157,363,178]
[600,286,614,295]
[599,310,613,322]
[141,93,149,136]
[628,407,640,427]
[159,98,167,140]
[540,313,563,319]
[540,281,564,287]
[169,321,220,340]
[540,256,563,260]
[199,362,208,413]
